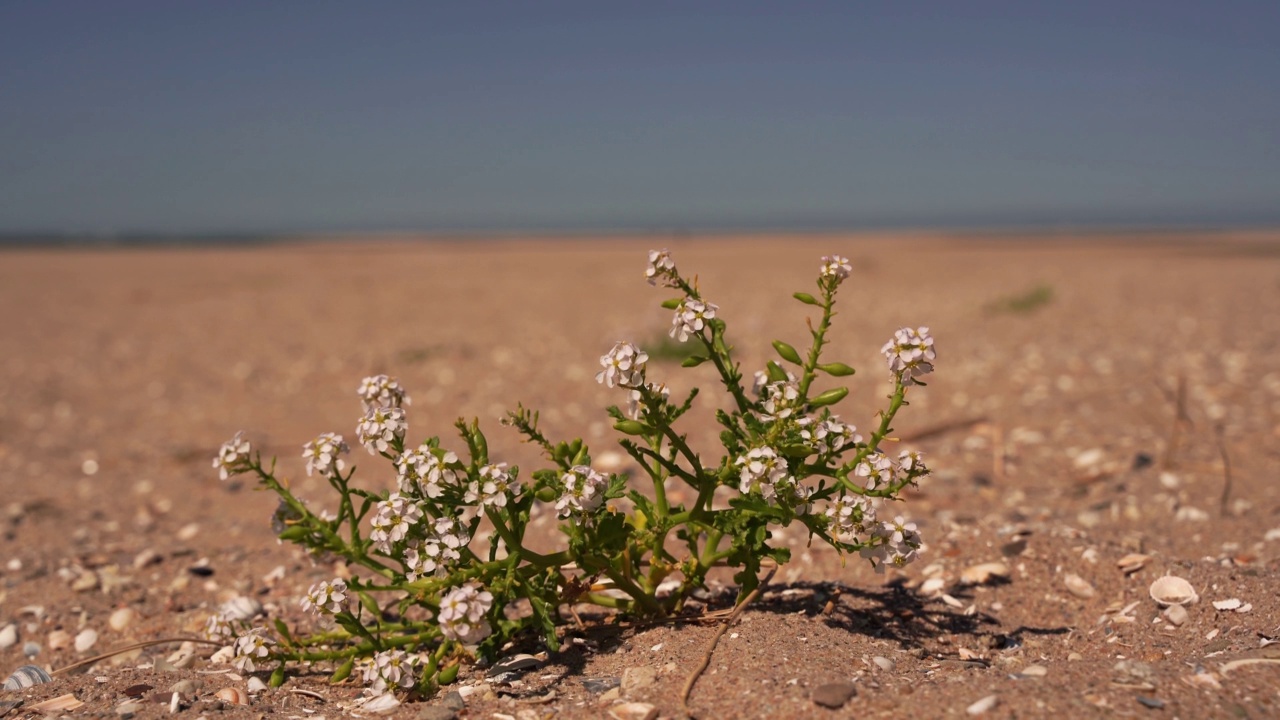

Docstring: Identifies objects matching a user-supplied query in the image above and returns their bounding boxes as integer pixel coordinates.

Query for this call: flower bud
[808,387,849,407]
[818,362,856,377]
[330,657,355,683]
[437,662,460,685]
[793,292,820,305]
[613,420,648,436]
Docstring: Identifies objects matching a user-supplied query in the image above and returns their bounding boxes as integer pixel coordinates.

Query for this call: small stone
[966,694,999,715]
[1063,573,1096,599]
[133,549,161,570]
[22,641,40,658]
[74,628,99,653]
[109,608,137,632]
[1073,448,1105,469]
[47,630,72,650]
[581,677,621,694]
[1018,664,1048,677]
[176,523,199,541]
[168,680,199,697]
[116,700,144,717]
[608,702,657,720]
[440,691,464,711]
[960,562,1010,586]
[1117,554,1150,575]
[1163,604,1189,626]
[70,572,99,592]
[1136,696,1165,709]
[621,666,658,695]
[415,706,457,720]
[871,656,896,672]
[0,624,16,649]
[1067,652,1083,661]
[811,682,857,709]
[1212,598,1242,611]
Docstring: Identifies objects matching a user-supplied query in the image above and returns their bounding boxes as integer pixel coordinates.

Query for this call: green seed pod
[681,355,708,367]
[660,297,684,309]
[817,362,856,377]
[772,340,802,364]
[438,662,460,685]
[808,387,849,407]
[793,292,819,305]
[330,657,355,684]
[535,486,557,503]
[613,420,648,436]
[269,665,286,688]
[766,361,789,383]
[277,525,311,542]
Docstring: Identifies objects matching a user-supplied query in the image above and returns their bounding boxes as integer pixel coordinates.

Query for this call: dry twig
[51,637,221,676]
[1214,422,1233,516]
[680,566,777,716]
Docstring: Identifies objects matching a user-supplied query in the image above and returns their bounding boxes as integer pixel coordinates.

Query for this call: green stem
[797,284,837,399]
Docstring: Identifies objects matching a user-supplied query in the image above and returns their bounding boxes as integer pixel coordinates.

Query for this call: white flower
[855,451,895,490]
[881,326,936,385]
[735,446,793,501]
[820,255,852,281]
[625,382,670,420]
[302,432,349,477]
[897,449,928,482]
[438,582,494,644]
[760,380,801,422]
[824,493,876,539]
[880,515,922,568]
[669,299,718,342]
[556,465,608,518]
[596,341,649,388]
[358,375,411,410]
[301,578,348,616]
[799,416,862,455]
[203,612,234,642]
[396,445,460,497]
[751,368,795,398]
[404,517,470,581]
[361,649,417,693]
[369,493,423,553]
[645,249,677,287]
[231,629,275,672]
[464,463,520,509]
[356,406,407,455]
[213,431,252,481]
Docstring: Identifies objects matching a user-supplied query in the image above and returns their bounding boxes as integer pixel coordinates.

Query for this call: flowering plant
[209,250,935,702]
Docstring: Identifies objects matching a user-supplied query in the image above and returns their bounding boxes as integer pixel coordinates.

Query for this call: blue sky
[1,1,1277,234]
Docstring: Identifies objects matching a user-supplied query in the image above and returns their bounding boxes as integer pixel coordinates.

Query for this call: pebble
[176,523,200,541]
[133,549,161,569]
[0,624,16,649]
[109,607,137,631]
[23,641,41,658]
[811,682,857,709]
[48,630,72,650]
[1063,573,1096,599]
[581,677,621,694]
[608,702,657,720]
[1212,598,1242,611]
[966,694,999,715]
[1018,664,1048,677]
[74,628,99,653]
[621,666,658,694]
[1163,604,1189,626]
[168,680,200,697]
[1136,696,1165,709]
[116,700,144,717]
[415,706,457,720]
[70,572,99,592]
[871,656,896,672]
[960,562,1010,586]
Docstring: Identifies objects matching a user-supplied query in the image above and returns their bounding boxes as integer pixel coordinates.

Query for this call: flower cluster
[556,465,608,518]
[213,431,252,481]
[824,492,876,538]
[358,374,411,410]
[856,450,929,491]
[596,341,648,388]
[302,432,349,477]
[369,493,422,552]
[405,517,470,581]
[820,255,852,281]
[759,380,802,422]
[626,382,670,420]
[464,463,520,509]
[881,326,936,385]
[396,445,460,498]
[356,406,407,455]
[203,612,235,642]
[437,582,494,644]
[863,515,922,570]
[670,298,718,342]
[232,629,276,672]
[799,416,861,455]
[301,578,348,616]
[736,446,794,501]
[645,248,677,287]
[362,649,418,694]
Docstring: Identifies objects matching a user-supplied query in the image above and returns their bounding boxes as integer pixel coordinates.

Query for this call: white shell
[1212,598,1242,611]
[108,608,137,632]
[1063,573,1096,599]
[74,629,98,653]
[3,664,53,690]
[1149,575,1199,606]
[960,562,1010,586]
[219,597,263,621]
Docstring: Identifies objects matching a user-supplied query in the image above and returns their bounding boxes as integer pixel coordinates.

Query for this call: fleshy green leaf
[613,420,648,436]
[793,292,819,305]
[772,340,802,364]
[330,657,355,684]
[817,362,856,377]
[809,387,849,407]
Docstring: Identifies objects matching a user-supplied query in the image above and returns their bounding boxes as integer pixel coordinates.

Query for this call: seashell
[1116,553,1150,575]
[214,687,249,705]
[1063,573,1096,599]
[361,692,400,713]
[1212,598,1242,611]
[3,664,53,690]
[245,676,268,693]
[74,629,98,653]
[0,625,16,650]
[29,693,83,712]
[108,607,137,632]
[1149,575,1199,607]
[46,630,72,650]
[1163,604,1189,626]
[960,562,1010,586]
[219,596,263,621]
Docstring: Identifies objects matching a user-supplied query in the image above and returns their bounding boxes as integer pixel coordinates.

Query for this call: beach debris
[1163,604,1189,626]
[46,631,71,651]
[219,596,263,621]
[108,608,137,632]
[3,664,52,691]
[960,562,1010,586]
[29,694,83,713]
[1150,575,1199,606]
[1063,573,1096,599]
[1117,553,1150,575]
[1212,598,1246,612]
[581,677,621,694]
[168,691,180,714]
[246,676,268,693]
[621,666,658,694]
[609,702,658,720]
[116,700,144,716]
[1136,696,1165,710]
[1112,660,1157,689]
[0,626,16,650]
[918,576,947,597]
[214,687,248,705]
[811,682,857,709]
[966,694,999,715]
[1017,664,1048,678]
[69,571,98,593]
[74,629,98,653]
[871,656,896,672]
[488,653,543,677]
[21,643,39,659]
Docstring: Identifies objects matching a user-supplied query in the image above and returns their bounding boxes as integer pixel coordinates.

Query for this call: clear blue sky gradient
[2,1,1277,234]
